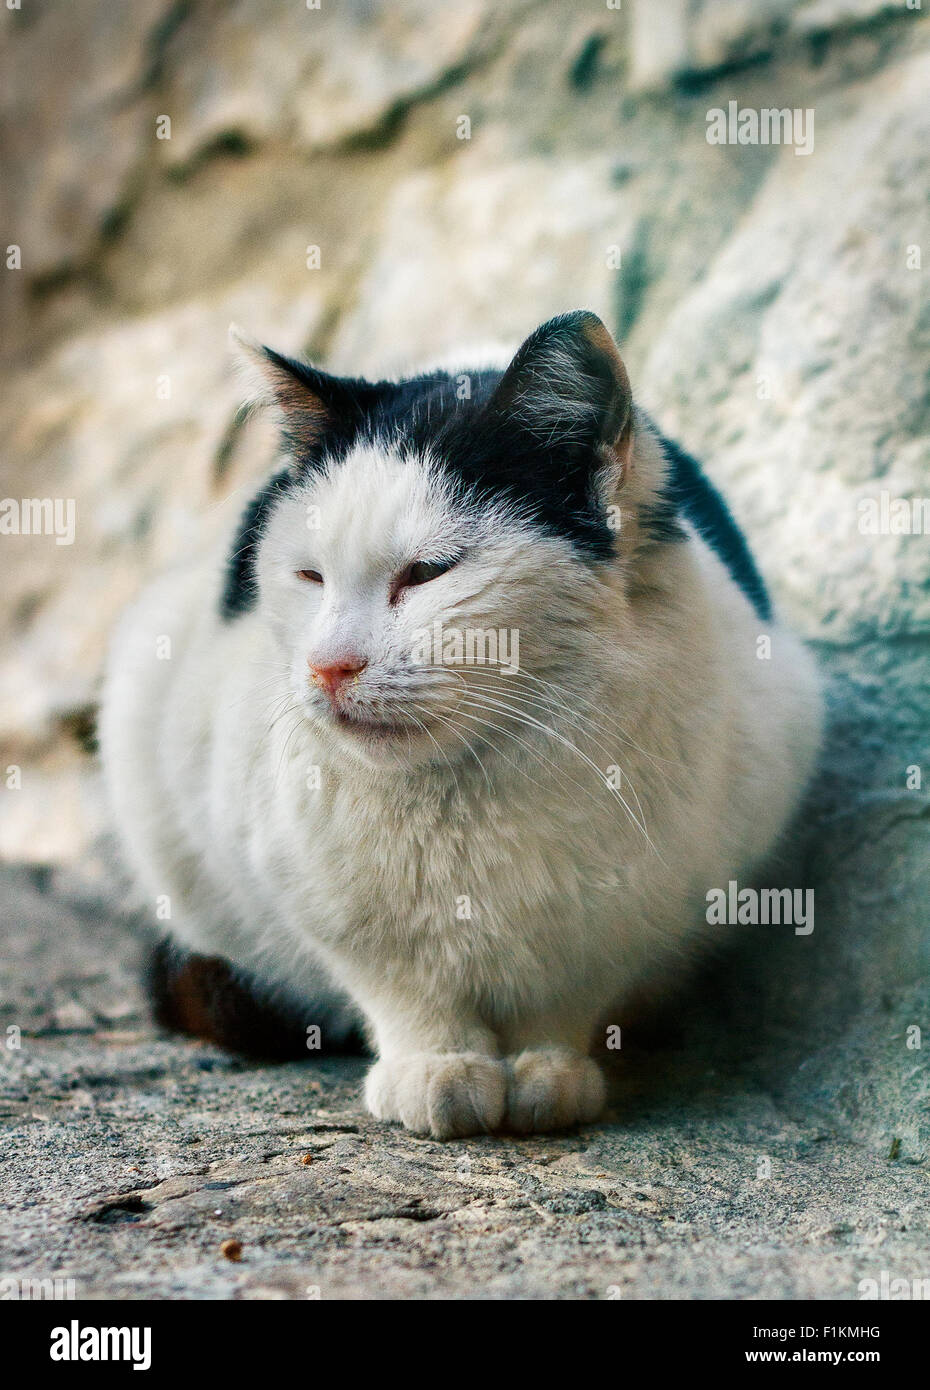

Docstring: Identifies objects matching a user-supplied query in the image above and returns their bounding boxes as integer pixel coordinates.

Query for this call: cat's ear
[229,324,348,453]
[488,311,634,471]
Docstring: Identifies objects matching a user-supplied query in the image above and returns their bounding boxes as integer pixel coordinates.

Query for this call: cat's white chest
[254,734,628,1012]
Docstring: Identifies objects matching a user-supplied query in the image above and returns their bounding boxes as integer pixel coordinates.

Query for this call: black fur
[220,467,295,620]
[656,432,772,622]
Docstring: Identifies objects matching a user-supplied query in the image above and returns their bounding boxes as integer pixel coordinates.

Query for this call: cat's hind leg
[148,939,366,1061]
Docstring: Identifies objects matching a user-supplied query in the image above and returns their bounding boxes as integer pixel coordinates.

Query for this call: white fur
[100,396,822,1139]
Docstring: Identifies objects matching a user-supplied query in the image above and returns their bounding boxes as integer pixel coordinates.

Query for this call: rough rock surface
[1,0,929,1298]
[1,855,928,1301]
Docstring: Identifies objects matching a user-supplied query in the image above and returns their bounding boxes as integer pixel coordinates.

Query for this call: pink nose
[307,657,367,698]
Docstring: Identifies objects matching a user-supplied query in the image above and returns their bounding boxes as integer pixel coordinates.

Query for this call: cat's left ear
[229,324,357,455]
[488,310,634,476]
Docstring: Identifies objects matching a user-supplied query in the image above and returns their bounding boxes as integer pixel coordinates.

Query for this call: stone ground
[1,755,928,1302]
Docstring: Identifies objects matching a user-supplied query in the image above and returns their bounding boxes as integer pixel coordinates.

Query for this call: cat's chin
[332,708,416,739]
[307,704,439,768]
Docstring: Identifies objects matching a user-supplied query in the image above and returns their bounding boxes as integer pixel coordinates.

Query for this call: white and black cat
[100,311,822,1138]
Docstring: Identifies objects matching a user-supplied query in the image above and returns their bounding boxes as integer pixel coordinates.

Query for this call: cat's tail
[148,939,367,1061]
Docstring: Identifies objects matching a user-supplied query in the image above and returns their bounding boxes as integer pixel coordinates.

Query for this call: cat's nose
[307,656,368,698]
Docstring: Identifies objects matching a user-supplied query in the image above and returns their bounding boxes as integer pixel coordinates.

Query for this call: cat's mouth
[330,706,422,741]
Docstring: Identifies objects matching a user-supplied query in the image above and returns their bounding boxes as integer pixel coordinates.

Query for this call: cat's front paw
[506,1047,606,1133]
[364,1052,507,1139]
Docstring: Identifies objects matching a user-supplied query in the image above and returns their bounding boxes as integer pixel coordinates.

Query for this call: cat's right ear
[229,324,345,455]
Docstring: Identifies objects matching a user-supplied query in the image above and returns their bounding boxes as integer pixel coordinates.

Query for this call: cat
[99,310,822,1139]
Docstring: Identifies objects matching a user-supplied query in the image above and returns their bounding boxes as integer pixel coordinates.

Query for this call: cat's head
[236,311,670,767]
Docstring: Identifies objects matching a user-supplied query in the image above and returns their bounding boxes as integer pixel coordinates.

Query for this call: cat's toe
[506,1047,605,1133]
[365,1052,507,1139]
[424,1054,508,1139]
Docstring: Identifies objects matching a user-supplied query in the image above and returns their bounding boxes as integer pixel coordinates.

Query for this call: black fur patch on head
[220,314,770,623]
[220,313,631,620]
[344,366,622,562]
[220,362,617,621]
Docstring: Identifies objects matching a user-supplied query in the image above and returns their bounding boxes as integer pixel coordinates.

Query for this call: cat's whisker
[471,666,685,790]
[270,703,309,786]
[440,703,597,807]
[405,707,463,796]
[448,696,651,839]
[495,664,683,768]
[426,661,655,836]
[419,707,494,797]
[408,661,597,806]
[455,691,659,856]
[454,677,653,831]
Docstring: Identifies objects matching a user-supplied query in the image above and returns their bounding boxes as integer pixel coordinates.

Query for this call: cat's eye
[401,559,457,588]
[296,568,323,584]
